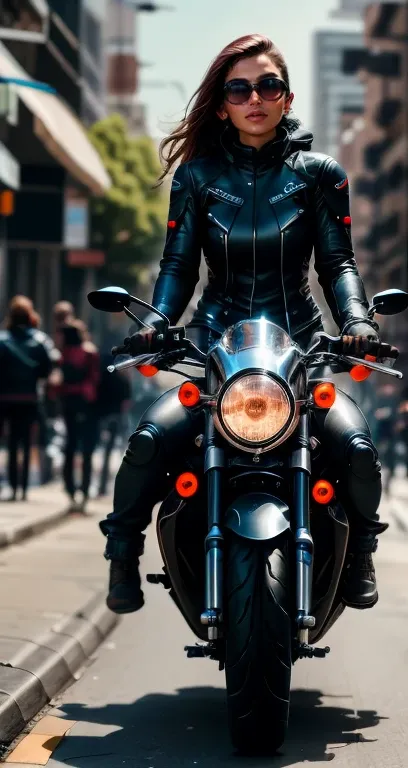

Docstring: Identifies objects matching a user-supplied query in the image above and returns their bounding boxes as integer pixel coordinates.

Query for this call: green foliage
[88,114,168,292]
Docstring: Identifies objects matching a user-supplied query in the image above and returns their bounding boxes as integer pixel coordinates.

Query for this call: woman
[101,34,388,614]
[58,320,100,512]
[0,295,60,500]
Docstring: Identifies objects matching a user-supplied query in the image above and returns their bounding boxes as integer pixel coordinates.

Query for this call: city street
[4,488,408,767]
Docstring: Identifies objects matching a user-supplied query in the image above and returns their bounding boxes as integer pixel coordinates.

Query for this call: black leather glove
[341,322,399,361]
[112,324,165,357]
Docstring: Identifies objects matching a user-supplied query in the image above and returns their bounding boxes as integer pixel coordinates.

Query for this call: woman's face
[219,53,294,148]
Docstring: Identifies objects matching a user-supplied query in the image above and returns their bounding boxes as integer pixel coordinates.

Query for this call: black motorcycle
[89,286,408,754]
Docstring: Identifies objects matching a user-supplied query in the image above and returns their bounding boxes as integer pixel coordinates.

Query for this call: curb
[0,508,71,551]
[0,592,119,745]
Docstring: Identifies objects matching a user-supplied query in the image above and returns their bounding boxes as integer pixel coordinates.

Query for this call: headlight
[220,374,291,444]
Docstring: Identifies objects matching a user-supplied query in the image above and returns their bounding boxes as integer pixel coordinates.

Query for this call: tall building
[339,2,408,371]
[313,31,365,157]
[331,0,370,18]
[331,0,405,19]
[47,0,108,126]
[0,0,110,325]
[105,0,146,135]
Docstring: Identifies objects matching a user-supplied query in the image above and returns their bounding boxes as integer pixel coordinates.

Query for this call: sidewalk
[0,496,119,748]
[0,485,72,550]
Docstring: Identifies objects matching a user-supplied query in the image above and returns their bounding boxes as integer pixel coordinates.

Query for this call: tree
[88,114,168,294]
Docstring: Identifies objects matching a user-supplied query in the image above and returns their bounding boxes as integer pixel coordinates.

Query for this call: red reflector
[176,472,199,498]
[343,216,352,225]
[312,480,335,505]
[313,382,336,408]
[350,364,372,382]
[178,381,201,407]
[137,365,159,377]
[167,220,177,228]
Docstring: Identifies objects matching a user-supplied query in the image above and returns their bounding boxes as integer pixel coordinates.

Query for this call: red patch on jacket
[167,220,177,229]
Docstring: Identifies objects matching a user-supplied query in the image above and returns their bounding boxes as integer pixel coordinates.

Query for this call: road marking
[5,717,76,764]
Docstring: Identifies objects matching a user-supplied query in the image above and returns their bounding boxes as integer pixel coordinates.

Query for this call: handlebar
[109,327,402,379]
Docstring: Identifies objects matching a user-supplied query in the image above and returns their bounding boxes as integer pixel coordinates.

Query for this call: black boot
[107,559,144,614]
[105,536,145,615]
[342,523,388,610]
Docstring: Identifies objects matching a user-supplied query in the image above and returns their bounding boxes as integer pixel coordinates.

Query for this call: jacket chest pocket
[269,183,308,232]
[205,187,244,235]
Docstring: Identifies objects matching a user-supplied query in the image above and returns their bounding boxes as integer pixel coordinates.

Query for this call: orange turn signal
[350,354,376,382]
[137,365,158,377]
[178,381,201,407]
[313,382,336,408]
[175,472,199,498]
[312,479,335,505]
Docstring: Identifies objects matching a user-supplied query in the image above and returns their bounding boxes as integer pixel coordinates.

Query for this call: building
[0,0,110,327]
[339,2,408,370]
[331,0,405,19]
[47,0,108,127]
[313,30,365,157]
[105,0,147,135]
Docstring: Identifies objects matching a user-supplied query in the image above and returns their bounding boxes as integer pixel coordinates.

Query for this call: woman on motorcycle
[101,33,388,614]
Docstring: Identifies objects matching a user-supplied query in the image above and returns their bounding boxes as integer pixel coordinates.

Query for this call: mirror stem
[123,306,151,329]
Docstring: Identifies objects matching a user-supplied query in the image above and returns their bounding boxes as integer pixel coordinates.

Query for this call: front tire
[224,533,292,754]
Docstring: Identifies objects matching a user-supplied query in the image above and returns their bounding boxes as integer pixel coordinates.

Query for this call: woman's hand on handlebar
[341,335,399,362]
[112,325,164,358]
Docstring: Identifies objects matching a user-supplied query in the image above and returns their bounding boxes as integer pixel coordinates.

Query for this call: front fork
[291,407,315,644]
[200,412,225,640]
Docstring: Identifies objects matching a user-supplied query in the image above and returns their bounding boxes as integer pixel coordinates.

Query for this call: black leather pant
[100,325,384,560]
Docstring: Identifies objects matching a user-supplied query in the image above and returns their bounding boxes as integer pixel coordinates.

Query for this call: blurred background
[0,0,406,499]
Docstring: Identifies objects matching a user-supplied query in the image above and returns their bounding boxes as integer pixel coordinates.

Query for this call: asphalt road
[10,492,408,767]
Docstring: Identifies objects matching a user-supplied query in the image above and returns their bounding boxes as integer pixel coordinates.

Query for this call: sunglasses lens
[258,78,286,101]
[225,82,252,104]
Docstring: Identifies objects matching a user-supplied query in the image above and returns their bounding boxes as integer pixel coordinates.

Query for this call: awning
[0,42,110,196]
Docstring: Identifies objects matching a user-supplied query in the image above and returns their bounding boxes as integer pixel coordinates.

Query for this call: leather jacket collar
[219,122,313,172]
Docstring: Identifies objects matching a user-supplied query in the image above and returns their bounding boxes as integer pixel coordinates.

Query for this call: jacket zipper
[280,231,291,336]
[249,170,257,317]
[224,232,229,295]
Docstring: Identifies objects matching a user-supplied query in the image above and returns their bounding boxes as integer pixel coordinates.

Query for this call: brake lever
[338,354,403,379]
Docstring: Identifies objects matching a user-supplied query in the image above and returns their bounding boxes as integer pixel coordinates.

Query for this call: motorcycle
[89,285,408,754]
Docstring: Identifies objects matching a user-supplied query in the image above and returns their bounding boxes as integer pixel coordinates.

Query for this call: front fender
[224,492,290,541]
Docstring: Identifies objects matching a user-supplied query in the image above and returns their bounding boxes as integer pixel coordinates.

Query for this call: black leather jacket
[0,327,59,401]
[151,123,378,345]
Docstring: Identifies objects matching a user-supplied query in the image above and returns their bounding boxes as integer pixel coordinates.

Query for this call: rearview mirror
[88,286,131,313]
[371,289,408,316]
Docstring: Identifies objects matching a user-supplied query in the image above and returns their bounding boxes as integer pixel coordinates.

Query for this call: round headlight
[220,374,292,444]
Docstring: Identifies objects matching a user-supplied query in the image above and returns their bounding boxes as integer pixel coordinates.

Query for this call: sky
[136,0,361,141]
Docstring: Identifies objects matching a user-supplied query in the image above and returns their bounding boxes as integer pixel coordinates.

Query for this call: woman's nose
[248,88,262,105]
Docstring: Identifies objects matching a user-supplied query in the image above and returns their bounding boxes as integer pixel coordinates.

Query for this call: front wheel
[224,533,292,754]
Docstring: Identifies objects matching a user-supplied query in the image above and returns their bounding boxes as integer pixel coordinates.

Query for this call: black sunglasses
[223,76,289,105]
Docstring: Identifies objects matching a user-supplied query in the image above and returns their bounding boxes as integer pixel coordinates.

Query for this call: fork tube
[201,412,225,640]
[291,407,315,642]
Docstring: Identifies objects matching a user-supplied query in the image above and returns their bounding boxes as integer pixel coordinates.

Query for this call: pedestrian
[59,320,100,512]
[0,295,60,500]
[97,353,132,497]
[53,301,75,343]
[373,381,398,494]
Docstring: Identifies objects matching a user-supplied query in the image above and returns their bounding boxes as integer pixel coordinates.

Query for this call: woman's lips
[246,113,267,122]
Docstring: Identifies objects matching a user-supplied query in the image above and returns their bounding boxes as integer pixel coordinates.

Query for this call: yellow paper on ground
[6,717,76,765]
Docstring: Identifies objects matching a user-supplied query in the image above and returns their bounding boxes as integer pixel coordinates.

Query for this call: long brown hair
[158,33,296,182]
[6,295,40,330]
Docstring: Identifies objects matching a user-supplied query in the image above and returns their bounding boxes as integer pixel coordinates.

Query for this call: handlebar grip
[111,341,131,357]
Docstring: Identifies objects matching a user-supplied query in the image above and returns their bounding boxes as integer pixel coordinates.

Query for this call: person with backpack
[0,295,60,500]
[59,320,100,511]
